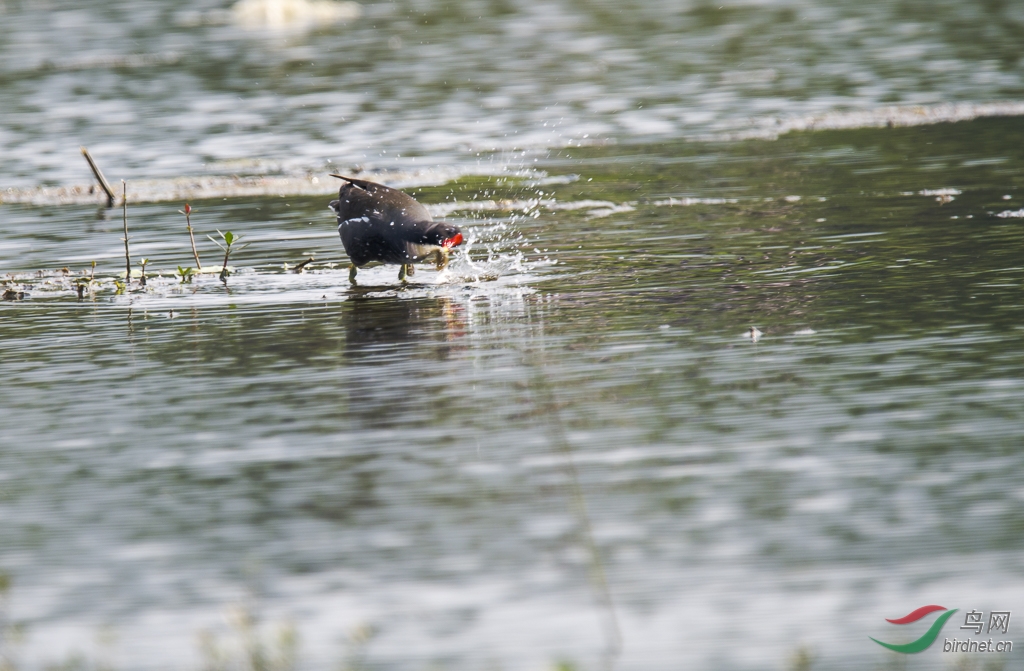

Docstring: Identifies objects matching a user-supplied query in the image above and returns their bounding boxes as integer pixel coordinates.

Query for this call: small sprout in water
[177,266,195,284]
[74,276,92,299]
[207,230,249,282]
[139,258,149,287]
[114,279,126,295]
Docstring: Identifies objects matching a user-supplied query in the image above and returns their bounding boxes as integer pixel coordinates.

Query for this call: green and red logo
[871,605,958,654]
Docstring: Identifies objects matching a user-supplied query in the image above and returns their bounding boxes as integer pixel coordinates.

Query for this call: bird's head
[430,223,464,249]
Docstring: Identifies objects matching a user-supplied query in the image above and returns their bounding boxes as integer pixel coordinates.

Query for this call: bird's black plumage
[328,175,463,275]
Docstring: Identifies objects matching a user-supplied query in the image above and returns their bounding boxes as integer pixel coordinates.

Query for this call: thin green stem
[220,245,231,281]
[187,218,201,270]
[122,181,131,286]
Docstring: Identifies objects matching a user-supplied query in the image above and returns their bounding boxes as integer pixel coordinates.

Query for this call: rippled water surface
[2,1,1024,670]
[2,0,1024,185]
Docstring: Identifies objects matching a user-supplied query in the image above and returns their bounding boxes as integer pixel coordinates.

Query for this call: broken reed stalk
[122,181,131,285]
[80,146,116,207]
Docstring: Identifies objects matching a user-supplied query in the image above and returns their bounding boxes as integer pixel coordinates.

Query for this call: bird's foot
[348,264,357,285]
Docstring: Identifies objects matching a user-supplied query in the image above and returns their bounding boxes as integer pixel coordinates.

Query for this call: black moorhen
[328,174,464,284]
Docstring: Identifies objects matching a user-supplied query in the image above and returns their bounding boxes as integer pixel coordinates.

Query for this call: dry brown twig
[293,257,315,273]
[80,146,116,207]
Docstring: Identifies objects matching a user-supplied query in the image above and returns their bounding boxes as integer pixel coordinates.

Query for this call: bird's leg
[434,249,450,271]
[398,264,407,282]
[348,263,357,285]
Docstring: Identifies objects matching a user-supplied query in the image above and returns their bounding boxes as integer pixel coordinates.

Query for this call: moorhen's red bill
[328,174,464,284]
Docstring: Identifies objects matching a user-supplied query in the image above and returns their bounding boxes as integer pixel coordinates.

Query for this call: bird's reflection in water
[341,296,467,361]
[340,296,468,430]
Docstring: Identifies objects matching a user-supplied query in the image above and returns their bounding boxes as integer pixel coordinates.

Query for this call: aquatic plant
[338,623,376,671]
[179,203,203,270]
[74,262,97,299]
[198,606,298,671]
[207,230,249,282]
[176,266,195,284]
[0,571,24,671]
[787,646,816,671]
[121,181,131,285]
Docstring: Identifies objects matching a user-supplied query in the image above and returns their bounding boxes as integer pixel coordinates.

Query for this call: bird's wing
[330,174,433,223]
[329,174,375,190]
